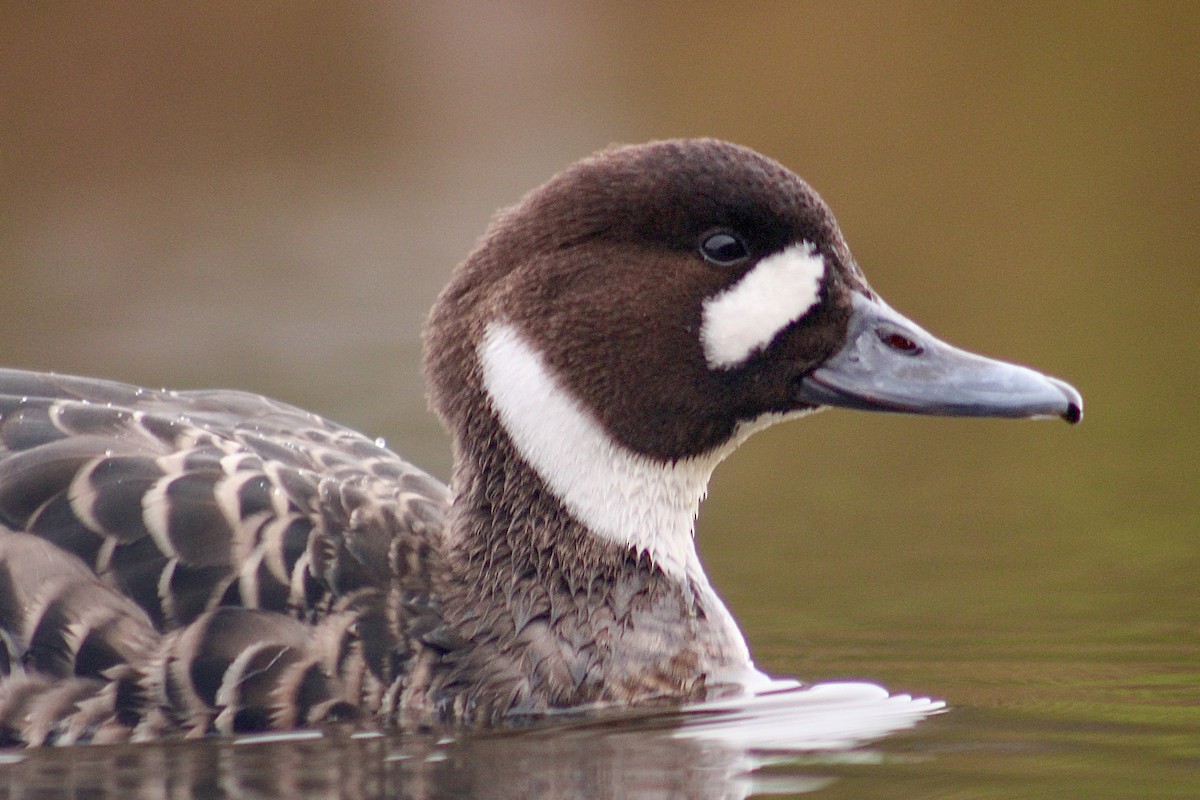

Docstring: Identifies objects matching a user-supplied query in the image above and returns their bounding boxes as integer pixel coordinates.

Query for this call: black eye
[700,232,749,266]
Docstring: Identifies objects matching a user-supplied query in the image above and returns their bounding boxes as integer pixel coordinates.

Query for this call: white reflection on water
[676,680,944,751]
[0,681,943,799]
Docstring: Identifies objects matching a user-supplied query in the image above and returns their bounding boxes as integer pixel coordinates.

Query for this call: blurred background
[0,0,1195,749]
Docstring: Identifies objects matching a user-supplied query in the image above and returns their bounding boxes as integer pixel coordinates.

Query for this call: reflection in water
[0,683,941,799]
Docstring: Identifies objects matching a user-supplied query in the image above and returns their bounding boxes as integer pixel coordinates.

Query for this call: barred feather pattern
[0,369,450,745]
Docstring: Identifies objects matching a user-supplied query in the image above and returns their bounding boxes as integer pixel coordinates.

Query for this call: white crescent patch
[477,322,821,673]
[479,321,716,585]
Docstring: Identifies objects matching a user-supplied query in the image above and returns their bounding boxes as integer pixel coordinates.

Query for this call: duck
[0,139,1082,746]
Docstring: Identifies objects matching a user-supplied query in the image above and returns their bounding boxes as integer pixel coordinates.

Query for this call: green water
[0,3,1196,797]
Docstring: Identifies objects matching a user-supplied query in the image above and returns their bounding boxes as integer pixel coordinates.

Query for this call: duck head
[426,139,1080,478]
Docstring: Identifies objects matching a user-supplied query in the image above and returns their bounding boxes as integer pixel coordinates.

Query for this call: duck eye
[700,232,749,266]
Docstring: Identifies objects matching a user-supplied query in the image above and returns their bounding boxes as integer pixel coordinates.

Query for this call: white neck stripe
[701,242,825,370]
[477,323,819,670]
[479,322,730,584]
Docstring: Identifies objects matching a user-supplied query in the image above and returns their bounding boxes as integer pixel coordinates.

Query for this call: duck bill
[795,292,1083,423]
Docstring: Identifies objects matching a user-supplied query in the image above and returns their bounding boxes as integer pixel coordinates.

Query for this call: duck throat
[429,321,787,705]
[477,321,730,584]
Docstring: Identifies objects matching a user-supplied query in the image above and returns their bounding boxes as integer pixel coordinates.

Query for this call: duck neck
[425,320,763,715]
[439,430,755,707]
[472,321,736,583]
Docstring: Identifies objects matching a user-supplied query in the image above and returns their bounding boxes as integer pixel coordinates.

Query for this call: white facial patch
[700,242,826,370]
[480,322,743,586]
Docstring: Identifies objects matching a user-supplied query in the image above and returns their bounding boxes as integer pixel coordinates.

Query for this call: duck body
[0,140,1081,745]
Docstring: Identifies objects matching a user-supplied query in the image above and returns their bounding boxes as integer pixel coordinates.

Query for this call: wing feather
[0,368,450,743]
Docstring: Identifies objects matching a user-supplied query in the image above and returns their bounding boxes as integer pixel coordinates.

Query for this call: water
[0,685,951,799]
[1,677,1192,798]
[0,4,1196,797]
